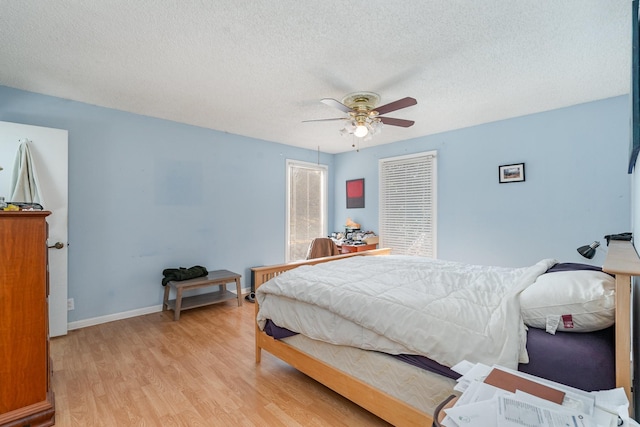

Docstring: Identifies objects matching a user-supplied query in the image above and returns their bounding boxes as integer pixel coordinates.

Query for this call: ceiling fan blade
[379,117,415,127]
[302,117,348,123]
[321,98,353,113]
[375,97,417,115]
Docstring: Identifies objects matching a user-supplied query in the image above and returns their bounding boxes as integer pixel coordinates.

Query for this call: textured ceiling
[0,1,631,154]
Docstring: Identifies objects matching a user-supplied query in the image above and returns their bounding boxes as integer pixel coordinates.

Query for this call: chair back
[306,237,340,259]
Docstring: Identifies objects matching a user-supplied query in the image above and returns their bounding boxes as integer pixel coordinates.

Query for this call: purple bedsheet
[520,325,615,391]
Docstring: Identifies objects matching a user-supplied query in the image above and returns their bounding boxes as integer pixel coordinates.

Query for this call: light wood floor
[51,299,392,426]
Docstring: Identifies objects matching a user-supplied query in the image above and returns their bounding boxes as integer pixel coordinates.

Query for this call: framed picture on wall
[498,163,525,183]
[346,178,365,208]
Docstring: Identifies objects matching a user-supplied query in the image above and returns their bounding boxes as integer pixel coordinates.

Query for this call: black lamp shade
[577,241,600,259]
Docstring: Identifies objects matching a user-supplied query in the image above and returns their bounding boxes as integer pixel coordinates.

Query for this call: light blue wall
[334,96,631,267]
[0,85,335,322]
[1,85,631,322]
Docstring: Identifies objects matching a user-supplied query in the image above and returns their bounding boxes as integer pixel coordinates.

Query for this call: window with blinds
[286,160,328,262]
[379,151,437,257]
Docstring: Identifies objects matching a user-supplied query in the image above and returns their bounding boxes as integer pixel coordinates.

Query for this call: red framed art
[346,178,365,208]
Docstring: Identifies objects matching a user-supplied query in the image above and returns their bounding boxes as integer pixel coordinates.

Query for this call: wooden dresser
[0,211,55,426]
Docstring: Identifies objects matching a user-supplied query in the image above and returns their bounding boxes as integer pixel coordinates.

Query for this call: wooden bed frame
[253,242,640,425]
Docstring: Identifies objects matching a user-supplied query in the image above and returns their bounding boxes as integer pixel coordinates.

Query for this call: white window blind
[379,151,437,257]
[286,160,328,262]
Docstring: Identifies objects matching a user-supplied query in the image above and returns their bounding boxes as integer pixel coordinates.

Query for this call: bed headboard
[602,240,640,410]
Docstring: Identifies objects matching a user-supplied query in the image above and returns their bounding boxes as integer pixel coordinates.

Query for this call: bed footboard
[256,327,435,426]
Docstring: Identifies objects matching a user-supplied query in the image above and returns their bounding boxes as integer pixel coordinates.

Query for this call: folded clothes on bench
[162,265,208,286]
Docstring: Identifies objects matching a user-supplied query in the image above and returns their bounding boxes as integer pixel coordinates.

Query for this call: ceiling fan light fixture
[370,119,383,135]
[307,92,417,146]
[354,125,369,138]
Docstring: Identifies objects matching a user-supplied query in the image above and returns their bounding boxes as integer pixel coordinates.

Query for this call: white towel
[10,140,44,205]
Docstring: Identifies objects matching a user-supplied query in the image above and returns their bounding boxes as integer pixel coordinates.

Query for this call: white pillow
[519,270,615,334]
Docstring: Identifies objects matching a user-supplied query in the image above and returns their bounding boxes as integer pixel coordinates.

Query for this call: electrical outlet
[67,298,74,311]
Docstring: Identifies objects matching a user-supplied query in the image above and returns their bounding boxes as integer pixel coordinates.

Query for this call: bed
[253,242,640,426]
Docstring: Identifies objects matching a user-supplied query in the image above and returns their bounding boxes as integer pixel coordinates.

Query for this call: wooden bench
[162,269,242,320]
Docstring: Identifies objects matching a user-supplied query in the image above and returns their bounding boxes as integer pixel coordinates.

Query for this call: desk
[338,243,378,254]
[163,269,242,320]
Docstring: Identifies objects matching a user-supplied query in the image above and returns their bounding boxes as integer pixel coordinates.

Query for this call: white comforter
[256,255,556,369]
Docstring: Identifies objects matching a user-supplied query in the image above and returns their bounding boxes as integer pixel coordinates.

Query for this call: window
[286,160,328,262]
[379,151,437,257]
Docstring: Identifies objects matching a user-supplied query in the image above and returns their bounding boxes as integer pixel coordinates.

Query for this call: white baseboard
[67,286,252,331]
[67,304,163,331]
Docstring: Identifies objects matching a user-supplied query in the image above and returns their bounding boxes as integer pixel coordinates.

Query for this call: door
[0,121,69,337]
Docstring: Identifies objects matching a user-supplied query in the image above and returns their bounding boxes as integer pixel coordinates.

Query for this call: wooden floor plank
[51,301,391,426]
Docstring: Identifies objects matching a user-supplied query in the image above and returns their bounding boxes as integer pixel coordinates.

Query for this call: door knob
[48,242,64,249]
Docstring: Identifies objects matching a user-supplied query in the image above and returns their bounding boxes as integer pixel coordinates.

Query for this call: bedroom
[0,1,638,425]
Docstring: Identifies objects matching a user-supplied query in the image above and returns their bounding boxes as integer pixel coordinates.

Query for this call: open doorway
[0,120,69,337]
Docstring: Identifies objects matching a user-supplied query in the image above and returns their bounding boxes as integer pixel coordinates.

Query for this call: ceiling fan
[304,92,417,140]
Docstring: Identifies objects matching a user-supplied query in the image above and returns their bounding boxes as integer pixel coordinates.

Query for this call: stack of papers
[439,361,637,427]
